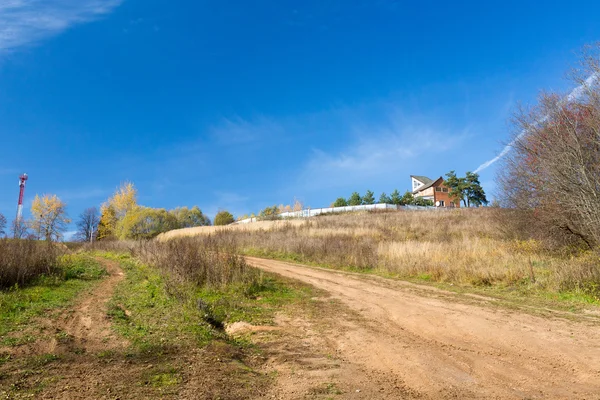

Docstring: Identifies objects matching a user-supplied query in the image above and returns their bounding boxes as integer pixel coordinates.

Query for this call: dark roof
[412,176,444,194]
[410,175,433,185]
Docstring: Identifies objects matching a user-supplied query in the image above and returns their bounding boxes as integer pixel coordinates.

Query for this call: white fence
[234,203,437,224]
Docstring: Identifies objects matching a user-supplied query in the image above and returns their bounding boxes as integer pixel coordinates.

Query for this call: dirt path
[55,258,127,353]
[246,256,600,399]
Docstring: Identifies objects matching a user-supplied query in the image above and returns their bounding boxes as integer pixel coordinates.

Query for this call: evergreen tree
[390,189,402,205]
[400,191,415,205]
[379,192,391,204]
[333,197,348,207]
[445,170,488,207]
[464,172,488,207]
[363,190,375,205]
[347,192,362,206]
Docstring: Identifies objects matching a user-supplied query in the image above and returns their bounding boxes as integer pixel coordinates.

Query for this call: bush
[258,205,281,221]
[0,239,61,288]
[134,237,260,289]
[117,207,179,239]
[214,211,235,226]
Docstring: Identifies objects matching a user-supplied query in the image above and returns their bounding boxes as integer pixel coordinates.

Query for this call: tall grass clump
[0,239,61,288]
[134,237,260,290]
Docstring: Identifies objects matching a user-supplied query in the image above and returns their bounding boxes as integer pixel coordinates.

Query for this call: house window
[435,187,442,192]
[439,200,445,207]
[450,202,455,207]
[442,188,448,193]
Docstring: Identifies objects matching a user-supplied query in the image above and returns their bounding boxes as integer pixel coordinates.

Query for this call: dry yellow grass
[156,220,306,241]
[158,209,600,300]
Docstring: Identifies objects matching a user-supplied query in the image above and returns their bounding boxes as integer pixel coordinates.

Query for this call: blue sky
[1,0,600,233]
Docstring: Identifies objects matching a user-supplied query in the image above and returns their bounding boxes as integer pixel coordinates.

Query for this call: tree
[363,190,375,205]
[333,197,348,207]
[75,207,100,242]
[98,182,138,239]
[400,191,414,205]
[97,205,118,241]
[498,45,600,248]
[444,170,466,206]
[170,206,211,228]
[118,207,179,240]
[214,210,235,226]
[464,172,488,207]
[390,189,402,205]
[292,198,304,211]
[445,170,487,207]
[379,193,391,204]
[259,205,281,221]
[106,182,138,219]
[30,194,71,242]
[347,192,362,206]
[0,213,6,237]
[11,218,28,239]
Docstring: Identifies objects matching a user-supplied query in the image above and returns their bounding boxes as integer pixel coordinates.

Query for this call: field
[2,210,600,398]
[159,208,600,304]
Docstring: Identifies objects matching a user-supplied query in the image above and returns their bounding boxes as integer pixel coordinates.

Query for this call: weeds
[134,237,261,290]
[0,239,61,288]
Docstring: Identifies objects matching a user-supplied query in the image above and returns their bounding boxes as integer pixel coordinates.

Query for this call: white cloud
[0,0,122,53]
[208,116,285,146]
[298,116,469,191]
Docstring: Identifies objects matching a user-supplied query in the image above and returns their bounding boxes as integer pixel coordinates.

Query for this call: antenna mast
[16,173,28,221]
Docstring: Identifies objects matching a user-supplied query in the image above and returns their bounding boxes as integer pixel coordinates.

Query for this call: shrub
[117,207,179,239]
[0,239,61,288]
[134,237,260,289]
[258,205,281,221]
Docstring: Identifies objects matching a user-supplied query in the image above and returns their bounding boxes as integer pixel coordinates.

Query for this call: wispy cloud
[297,112,469,192]
[209,116,285,146]
[0,0,122,53]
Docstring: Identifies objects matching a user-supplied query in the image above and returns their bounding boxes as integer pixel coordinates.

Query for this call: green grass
[0,254,106,346]
[104,251,316,353]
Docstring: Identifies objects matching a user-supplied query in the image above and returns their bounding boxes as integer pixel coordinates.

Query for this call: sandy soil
[245,256,600,399]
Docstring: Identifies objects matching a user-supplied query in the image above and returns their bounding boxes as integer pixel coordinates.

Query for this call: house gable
[410,175,433,192]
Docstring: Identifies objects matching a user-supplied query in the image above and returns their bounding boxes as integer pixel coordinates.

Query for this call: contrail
[474,73,599,173]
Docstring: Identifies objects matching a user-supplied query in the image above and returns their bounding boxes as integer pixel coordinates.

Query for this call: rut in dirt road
[246,256,600,399]
[45,258,128,354]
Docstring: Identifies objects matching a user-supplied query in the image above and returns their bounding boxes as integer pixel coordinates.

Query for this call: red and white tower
[16,173,28,221]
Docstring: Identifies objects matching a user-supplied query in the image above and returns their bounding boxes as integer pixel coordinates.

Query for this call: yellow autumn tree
[106,181,138,219]
[98,182,138,241]
[30,194,71,242]
[97,205,118,241]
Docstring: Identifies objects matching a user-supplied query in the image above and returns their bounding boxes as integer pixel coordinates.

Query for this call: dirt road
[246,256,600,399]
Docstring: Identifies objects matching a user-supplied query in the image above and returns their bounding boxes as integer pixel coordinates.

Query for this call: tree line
[332,190,434,207]
[0,182,211,242]
[97,182,210,240]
